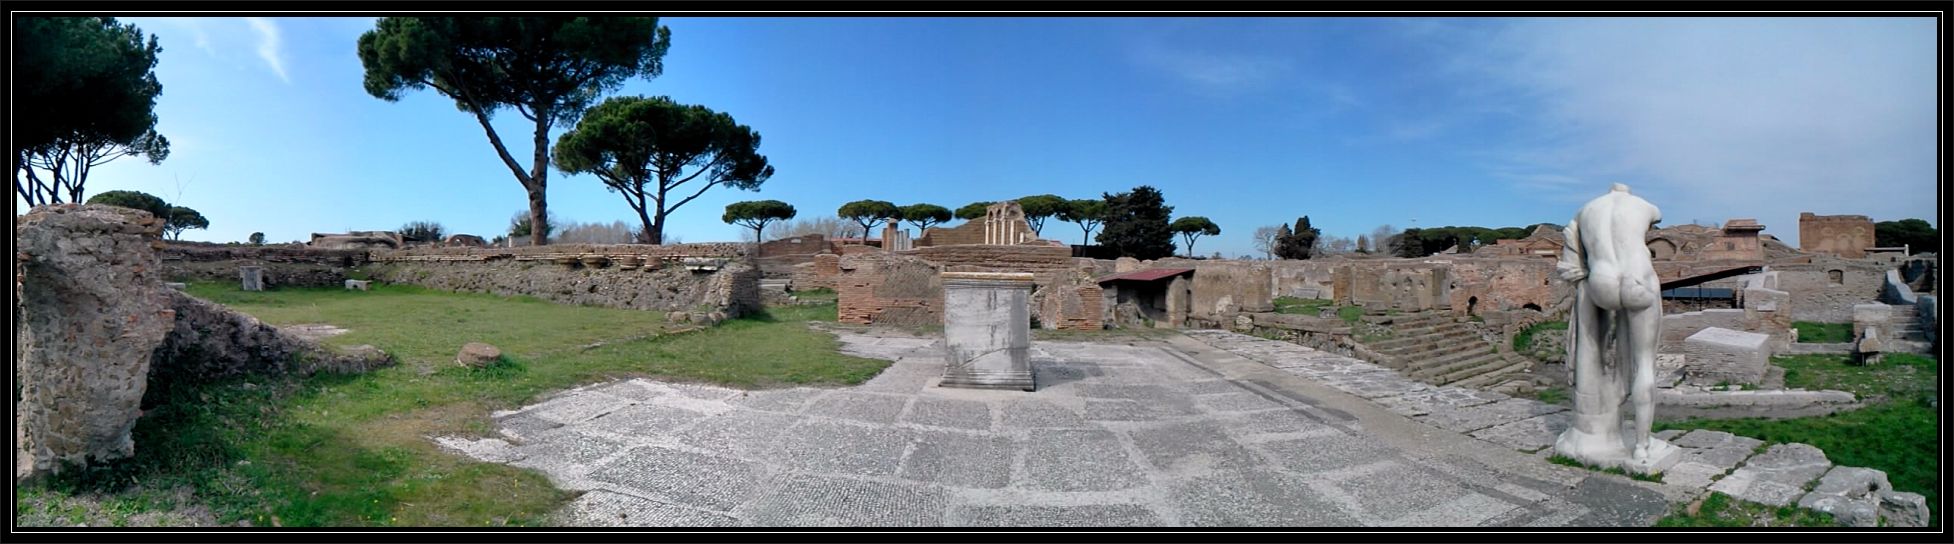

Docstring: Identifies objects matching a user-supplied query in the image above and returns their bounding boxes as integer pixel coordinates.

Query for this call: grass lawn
[1793,321,1853,344]
[1654,353,1939,527]
[22,282,888,527]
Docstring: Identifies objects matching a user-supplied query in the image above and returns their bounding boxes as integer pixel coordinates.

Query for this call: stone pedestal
[939,272,1034,391]
[240,266,265,291]
[1682,327,1771,386]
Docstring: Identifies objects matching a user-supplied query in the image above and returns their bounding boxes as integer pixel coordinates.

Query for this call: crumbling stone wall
[756,234,837,277]
[152,290,392,384]
[1269,259,1340,300]
[1772,259,1887,322]
[835,246,1101,330]
[16,205,176,481]
[1176,260,1275,320]
[161,242,368,288]
[1447,258,1565,317]
[365,258,761,318]
[791,253,841,291]
[380,242,746,260]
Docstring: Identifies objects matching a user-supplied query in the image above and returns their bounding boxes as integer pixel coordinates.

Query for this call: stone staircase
[1882,303,1936,353]
[1358,312,1533,389]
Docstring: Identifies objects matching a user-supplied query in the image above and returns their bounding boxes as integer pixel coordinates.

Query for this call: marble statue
[1553,183,1681,474]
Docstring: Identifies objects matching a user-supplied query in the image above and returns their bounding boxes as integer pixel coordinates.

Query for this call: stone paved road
[436,328,1675,527]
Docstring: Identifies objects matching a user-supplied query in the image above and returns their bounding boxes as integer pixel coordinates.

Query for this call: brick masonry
[836,245,1102,330]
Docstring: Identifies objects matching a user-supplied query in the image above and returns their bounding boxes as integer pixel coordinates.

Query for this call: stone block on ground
[457,342,502,368]
[1681,327,1771,386]
[1708,443,1831,507]
[1796,466,1930,527]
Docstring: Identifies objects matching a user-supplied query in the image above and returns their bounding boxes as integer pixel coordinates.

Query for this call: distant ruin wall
[1772,260,1887,322]
[835,247,1101,330]
[161,242,369,288]
[837,252,943,327]
[365,258,761,318]
[1798,213,1875,259]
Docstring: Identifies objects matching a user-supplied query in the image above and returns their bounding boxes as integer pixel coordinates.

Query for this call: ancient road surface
[435,328,1676,527]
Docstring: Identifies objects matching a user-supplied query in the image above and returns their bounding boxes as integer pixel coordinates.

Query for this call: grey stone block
[1017,429,1148,492]
[1709,443,1832,507]
[898,430,1014,489]
[726,388,827,414]
[1328,463,1478,523]
[1254,434,1396,475]
[1127,421,1262,474]
[802,391,911,425]
[673,410,801,460]
[1682,327,1772,386]
[901,397,992,431]
[766,419,912,478]
[1167,469,1360,527]
[554,490,740,527]
[953,504,1162,527]
[740,473,947,527]
[997,398,1092,430]
[584,446,766,512]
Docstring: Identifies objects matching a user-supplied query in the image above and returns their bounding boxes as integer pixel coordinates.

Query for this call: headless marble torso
[1553,183,1679,474]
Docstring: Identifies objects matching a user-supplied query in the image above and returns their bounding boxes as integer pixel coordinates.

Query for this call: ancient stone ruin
[938,272,1035,390]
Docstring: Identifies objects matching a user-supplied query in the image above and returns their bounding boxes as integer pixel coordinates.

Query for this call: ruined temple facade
[917,201,1049,248]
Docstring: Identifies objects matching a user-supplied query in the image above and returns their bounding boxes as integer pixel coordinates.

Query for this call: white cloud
[1127,35,1290,96]
[245,17,289,84]
[1441,18,1937,243]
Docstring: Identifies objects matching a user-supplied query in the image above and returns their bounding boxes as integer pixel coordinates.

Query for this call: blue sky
[37,16,1939,257]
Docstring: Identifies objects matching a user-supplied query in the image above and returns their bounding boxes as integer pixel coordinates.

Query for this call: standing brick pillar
[939,272,1035,391]
[15,205,176,482]
[239,265,265,291]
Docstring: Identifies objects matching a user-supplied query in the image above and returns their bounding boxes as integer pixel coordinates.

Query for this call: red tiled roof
[1096,268,1195,284]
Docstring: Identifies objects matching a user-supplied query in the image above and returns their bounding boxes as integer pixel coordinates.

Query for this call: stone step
[1449,360,1533,388]
[1437,357,1531,386]
[1393,322,1476,338]
[1390,342,1493,368]
[1410,349,1502,380]
[1370,327,1481,351]
[1386,314,1454,329]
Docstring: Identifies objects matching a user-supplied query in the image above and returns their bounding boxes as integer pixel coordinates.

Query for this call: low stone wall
[161,242,369,288]
[364,258,761,318]
[150,290,392,385]
[1658,388,1859,419]
[1772,260,1887,322]
[834,246,1101,330]
[378,241,746,260]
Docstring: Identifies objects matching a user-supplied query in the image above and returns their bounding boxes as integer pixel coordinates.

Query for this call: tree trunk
[527,114,552,246]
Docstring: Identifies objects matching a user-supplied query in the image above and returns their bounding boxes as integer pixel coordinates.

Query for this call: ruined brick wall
[1182,260,1275,320]
[792,253,841,291]
[381,242,747,259]
[1339,261,1450,312]
[1269,259,1340,300]
[1798,213,1875,259]
[755,235,836,277]
[837,252,942,326]
[1772,259,1887,322]
[836,246,1100,329]
[1447,258,1567,317]
[151,290,392,385]
[161,242,370,288]
[919,221,985,246]
[365,258,762,318]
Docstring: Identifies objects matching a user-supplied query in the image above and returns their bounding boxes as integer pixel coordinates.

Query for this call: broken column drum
[939,272,1035,391]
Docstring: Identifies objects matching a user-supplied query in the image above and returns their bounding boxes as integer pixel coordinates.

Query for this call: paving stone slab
[1017,429,1149,492]
[740,473,947,527]
[584,446,767,512]
[1326,463,1480,524]
[726,388,827,414]
[1194,392,1286,413]
[1254,434,1398,476]
[856,362,939,394]
[1468,412,1571,453]
[900,396,993,431]
[1127,421,1263,475]
[554,490,741,527]
[673,410,801,460]
[997,398,1093,430]
[802,391,911,426]
[1173,379,1250,396]
[1417,398,1566,434]
[766,419,913,478]
[588,403,708,438]
[1167,469,1361,527]
[1218,409,1332,438]
[1708,443,1832,507]
[510,430,628,470]
[898,430,1014,489]
[526,392,632,425]
[953,504,1162,527]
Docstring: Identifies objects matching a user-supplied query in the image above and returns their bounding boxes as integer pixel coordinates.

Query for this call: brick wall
[1772,259,1887,322]
[836,252,941,326]
[1798,213,1876,259]
[835,246,1102,329]
[919,221,985,246]
[792,253,841,291]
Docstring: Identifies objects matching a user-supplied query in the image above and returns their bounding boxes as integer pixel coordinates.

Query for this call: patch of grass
[1547,455,1663,483]
[790,287,837,303]
[1654,492,1836,527]
[1792,321,1853,344]
[1272,296,1334,316]
[28,287,886,527]
[1655,353,1939,527]
[1534,387,1568,405]
[1512,320,1567,352]
[1336,305,1364,324]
